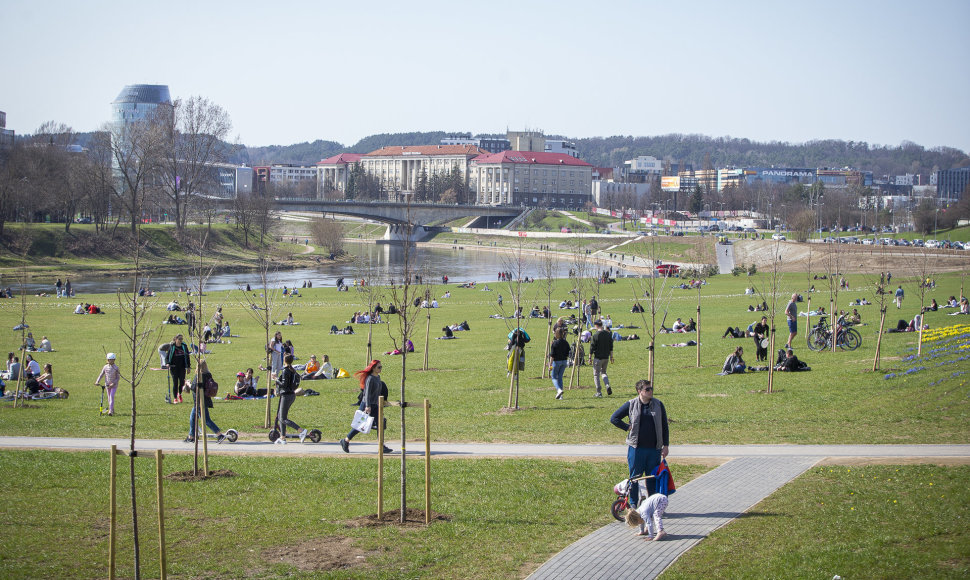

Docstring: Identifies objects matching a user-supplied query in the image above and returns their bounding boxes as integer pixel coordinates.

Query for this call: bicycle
[611,474,655,521]
[807,315,862,351]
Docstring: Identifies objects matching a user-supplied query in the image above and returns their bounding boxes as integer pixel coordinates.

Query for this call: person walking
[340,360,391,453]
[94,353,120,416]
[186,360,226,443]
[55,278,62,298]
[589,319,614,397]
[785,293,798,349]
[274,354,308,445]
[894,285,904,309]
[610,380,669,509]
[167,334,191,404]
[549,327,570,400]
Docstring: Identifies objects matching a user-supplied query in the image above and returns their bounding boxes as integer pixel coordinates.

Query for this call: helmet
[237,372,246,378]
[106,353,116,360]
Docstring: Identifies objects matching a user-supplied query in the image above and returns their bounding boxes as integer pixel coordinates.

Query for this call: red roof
[471,151,592,167]
[317,153,364,165]
[364,145,487,157]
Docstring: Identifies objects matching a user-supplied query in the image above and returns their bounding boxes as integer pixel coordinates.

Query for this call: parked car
[896,239,911,246]
[861,238,874,245]
[912,239,924,247]
[744,227,757,233]
[925,239,939,248]
[771,234,786,241]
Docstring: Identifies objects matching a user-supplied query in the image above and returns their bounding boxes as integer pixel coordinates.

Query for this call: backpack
[204,376,219,398]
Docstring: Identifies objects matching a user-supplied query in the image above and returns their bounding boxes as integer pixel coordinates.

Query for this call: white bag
[351,409,375,433]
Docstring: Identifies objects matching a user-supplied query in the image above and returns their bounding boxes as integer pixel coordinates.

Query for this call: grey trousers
[592,357,611,394]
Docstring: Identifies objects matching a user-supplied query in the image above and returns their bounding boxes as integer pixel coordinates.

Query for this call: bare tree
[866,261,892,371]
[382,198,425,523]
[629,236,674,385]
[566,239,596,390]
[10,229,32,408]
[238,254,285,428]
[114,235,164,578]
[822,241,846,353]
[760,239,786,394]
[104,113,166,236]
[537,252,559,378]
[353,255,386,366]
[912,250,934,356]
[310,216,345,257]
[84,131,116,232]
[496,238,535,408]
[158,96,233,239]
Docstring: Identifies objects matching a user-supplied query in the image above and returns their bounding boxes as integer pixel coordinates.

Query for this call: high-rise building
[111,84,171,128]
[936,167,970,202]
[0,111,14,150]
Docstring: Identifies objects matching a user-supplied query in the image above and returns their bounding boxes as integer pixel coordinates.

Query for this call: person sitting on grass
[437,326,456,339]
[301,354,333,380]
[721,346,746,374]
[774,348,809,372]
[38,336,52,352]
[74,302,86,314]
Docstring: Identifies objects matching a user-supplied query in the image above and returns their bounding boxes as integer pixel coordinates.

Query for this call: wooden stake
[874,307,887,371]
[695,293,701,368]
[377,395,384,519]
[109,445,117,580]
[424,398,431,525]
[155,450,167,580]
[200,394,209,477]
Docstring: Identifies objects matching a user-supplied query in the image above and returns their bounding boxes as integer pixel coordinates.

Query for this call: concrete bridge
[273,199,524,242]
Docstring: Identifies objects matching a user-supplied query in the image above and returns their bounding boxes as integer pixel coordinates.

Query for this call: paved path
[716,241,735,274]
[5,438,967,578]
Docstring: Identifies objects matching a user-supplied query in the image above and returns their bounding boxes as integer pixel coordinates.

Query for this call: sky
[3,0,969,153]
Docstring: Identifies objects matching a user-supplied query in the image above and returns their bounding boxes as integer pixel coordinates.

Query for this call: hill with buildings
[229,132,969,179]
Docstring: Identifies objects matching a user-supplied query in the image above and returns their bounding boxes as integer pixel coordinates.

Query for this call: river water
[10,242,576,295]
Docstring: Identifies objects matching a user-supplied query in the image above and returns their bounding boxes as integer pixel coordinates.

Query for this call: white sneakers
[298,429,309,443]
[274,437,287,445]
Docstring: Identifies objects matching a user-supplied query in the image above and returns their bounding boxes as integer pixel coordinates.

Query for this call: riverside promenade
[4,438,968,579]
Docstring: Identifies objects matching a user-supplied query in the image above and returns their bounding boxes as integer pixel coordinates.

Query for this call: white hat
[106,353,116,360]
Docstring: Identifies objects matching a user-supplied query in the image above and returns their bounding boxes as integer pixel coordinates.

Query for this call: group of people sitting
[349,311,380,324]
[330,325,355,335]
[660,317,696,333]
[747,301,769,312]
[2,352,55,395]
[21,332,52,352]
[529,306,552,318]
[74,303,104,314]
[438,320,472,339]
[720,346,810,375]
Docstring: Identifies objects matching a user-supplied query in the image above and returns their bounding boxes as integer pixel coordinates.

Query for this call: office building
[469,150,592,208]
[936,167,970,201]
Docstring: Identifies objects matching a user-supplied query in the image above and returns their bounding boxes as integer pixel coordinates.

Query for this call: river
[10,242,576,295]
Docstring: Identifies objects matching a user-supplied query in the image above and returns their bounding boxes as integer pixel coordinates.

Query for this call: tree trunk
[542,317,552,379]
[399,350,407,523]
[873,307,887,371]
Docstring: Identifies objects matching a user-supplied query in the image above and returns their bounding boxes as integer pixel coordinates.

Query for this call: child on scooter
[94,353,120,416]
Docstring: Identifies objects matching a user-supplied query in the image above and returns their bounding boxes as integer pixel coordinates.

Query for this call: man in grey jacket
[610,380,669,508]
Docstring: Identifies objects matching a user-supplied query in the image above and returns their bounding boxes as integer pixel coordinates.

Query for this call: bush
[732,264,747,276]
[747,263,758,276]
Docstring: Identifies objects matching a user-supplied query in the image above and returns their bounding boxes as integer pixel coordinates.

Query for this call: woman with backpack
[274,354,308,445]
[340,359,391,454]
[186,360,226,443]
[167,334,191,404]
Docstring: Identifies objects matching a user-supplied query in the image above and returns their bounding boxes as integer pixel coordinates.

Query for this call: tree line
[0,96,276,247]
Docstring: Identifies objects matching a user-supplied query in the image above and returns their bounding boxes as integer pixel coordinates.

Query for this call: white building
[624,155,663,175]
[316,153,364,197]
[544,139,580,158]
[360,144,485,194]
[270,164,317,185]
[469,151,592,208]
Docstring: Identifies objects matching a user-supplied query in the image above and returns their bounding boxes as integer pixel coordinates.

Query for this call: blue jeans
[189,394,220,438]
[551,360,567,392]
[627,446,661,508]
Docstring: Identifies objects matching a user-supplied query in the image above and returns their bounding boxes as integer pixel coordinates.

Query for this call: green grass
[664,464,970,579]
[0,449,709,579]
[1,270,968,445]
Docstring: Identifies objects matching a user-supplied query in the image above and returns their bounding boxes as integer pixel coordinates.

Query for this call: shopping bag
[351,409,375,433]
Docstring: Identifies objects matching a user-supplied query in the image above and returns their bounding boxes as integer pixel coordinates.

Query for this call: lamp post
[934,206,939,243]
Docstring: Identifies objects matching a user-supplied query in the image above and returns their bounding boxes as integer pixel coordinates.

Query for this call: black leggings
[170,366,187,394]
[277,394,301,436]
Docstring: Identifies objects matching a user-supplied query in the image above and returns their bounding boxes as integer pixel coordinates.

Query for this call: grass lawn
[0,269,968,444]
[664,464,970,579]
[0,449,709,579]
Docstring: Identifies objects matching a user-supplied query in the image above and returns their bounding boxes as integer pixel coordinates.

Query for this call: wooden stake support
[372,397,433,524]
[108,446,167,580]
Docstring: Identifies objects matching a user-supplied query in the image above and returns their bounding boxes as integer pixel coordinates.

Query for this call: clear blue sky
[3,0,968,153]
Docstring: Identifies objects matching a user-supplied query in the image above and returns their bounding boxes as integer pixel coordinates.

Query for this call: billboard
[661,176,680,192]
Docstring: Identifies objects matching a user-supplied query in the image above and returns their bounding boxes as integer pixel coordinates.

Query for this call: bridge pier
[378,224,436,244]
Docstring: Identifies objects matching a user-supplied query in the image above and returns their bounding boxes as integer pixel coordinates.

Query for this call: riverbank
[0,223,355,281]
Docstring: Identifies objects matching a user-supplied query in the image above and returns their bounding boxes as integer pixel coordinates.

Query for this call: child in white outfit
[625,492,669,541]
